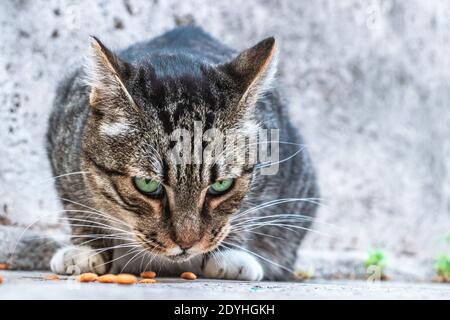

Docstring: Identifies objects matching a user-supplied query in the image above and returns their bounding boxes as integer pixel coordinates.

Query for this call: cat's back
[120,26,235,65]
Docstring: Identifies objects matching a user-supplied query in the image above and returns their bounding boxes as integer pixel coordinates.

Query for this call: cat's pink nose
[177,239,197,250]
[171,222,203,249]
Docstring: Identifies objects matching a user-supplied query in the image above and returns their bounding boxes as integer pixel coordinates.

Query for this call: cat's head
[80,35,277,261]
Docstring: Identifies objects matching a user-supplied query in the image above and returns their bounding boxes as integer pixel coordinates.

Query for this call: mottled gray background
[1,0,449,280]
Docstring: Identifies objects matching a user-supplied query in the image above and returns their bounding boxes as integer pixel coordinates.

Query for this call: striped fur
[47,26,318,280]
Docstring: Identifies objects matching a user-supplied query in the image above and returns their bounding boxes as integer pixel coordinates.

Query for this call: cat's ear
[220,37,278,108]
[87,36,137,111]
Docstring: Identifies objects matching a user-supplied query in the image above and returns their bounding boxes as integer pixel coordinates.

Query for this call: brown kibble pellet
[97,274,117,283]
[77,273,98,282]
[44,274,60,281]
[116,274,137,285]
[0,263,9,270]
[0,275,3,284]
[180,272,197,280]
[139,278,157,284]
[140,271,156,279]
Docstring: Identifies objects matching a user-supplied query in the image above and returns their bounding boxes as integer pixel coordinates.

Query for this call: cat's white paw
[203,249,264,281]
[50,246,107,275]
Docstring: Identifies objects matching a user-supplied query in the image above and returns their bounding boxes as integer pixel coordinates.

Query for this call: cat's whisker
[15,237,63,254]
[77,208,133,226]
[58,214,132,230]
[146,252,160,272]
[232,197,323,220]
[220,241,294,275]
[213,140,305,167]
[25,233,132,244]
[232,213,338,228]
[120,247,147,273]
[27,232,128,239]
[209,250,222,267]
[59,242,142,268]
[225,232,250,242]
[36,171,90,186]
[56,217,134,237]
[212,250,221,264]
[236,230,284,240]
[142,243,159,268]
[142,141,162,159]
[59,228,134,245]
[8,211,68,264]
[87,245,143,270]
[66,239,132,253]
[88,242,141,253]
[233,213,316,225]
[58,199,134,228]
[19,235,136,264]
[232,221,302,232]
[68,243,136,262]
[53,208,136,233]
[142,147,164,172]
[232,222,333,237]
[57,213,131,229]
[142,247,160,273]
[256,145,306,169]
[215,247,227,261]
[139,251,148,271]
[71,236,133,248]
[70,232,131,239]
[236,197,323,215]
[69,231,134,245]
[21,171,91,191]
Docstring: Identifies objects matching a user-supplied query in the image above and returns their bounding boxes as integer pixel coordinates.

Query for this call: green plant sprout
[364,249,387,271]
[434,255,450,278]
[433,236,450,282]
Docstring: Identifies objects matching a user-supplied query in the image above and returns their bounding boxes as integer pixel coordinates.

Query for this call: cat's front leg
[50,245,108,275]
[202,249,264,281]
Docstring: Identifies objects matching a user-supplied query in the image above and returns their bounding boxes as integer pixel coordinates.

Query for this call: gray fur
[47,26,318,280]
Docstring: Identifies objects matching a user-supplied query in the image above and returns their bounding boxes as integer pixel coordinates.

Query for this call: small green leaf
[434,254,450,277]
[364,249,387,270]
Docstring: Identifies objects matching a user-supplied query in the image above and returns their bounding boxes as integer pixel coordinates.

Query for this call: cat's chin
[164,251,197,262]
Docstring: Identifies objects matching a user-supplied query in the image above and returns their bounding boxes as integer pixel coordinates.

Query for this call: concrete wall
[1,0,449,278]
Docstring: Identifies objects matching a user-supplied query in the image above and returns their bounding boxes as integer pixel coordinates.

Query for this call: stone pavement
[0,271,449,300]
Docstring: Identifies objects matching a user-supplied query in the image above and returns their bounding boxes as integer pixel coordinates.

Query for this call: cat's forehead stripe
[131,68,224,134]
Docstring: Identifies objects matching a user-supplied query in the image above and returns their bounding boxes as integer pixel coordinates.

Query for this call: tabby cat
[47,26,318,280]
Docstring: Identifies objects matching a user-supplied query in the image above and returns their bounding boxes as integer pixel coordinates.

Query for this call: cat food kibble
[0,263,9,270]
[0,275,3,284]
[116,274,138,285]
[44,274,60,281]
[180,272,197,280]
[77,273,98,282]
[140,271,156,279]
[98,274,117,283]
[139,278,157,284]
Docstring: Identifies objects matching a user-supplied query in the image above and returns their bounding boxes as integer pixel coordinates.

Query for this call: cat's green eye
[133,177,161,195]
[208,178,235,195]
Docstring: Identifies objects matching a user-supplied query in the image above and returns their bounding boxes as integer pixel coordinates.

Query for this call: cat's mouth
[164,245,207,262]
[135,226,229,262]
[165,251,192,262]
